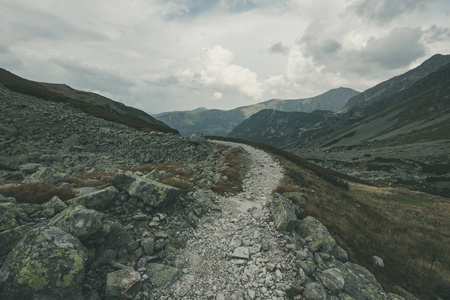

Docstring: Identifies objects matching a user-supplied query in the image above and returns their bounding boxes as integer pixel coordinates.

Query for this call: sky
[1,0,450,114]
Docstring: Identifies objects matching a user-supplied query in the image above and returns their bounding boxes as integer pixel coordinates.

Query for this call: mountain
[227,54,450,196]
[0,67,178,134]
[228,109,336,147]
[154,87,359,136]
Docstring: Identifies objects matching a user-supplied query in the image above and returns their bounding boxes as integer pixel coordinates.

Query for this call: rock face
[0,226,88,299]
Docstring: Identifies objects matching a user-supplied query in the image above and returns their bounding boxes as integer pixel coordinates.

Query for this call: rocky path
[149,141,308,299]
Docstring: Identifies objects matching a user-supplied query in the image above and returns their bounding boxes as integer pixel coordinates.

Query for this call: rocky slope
[154,88,359,136]
[0,67,177,134]
[0,80,408,299]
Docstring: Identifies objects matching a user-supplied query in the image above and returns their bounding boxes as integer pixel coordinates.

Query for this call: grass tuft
[0,183,75,204]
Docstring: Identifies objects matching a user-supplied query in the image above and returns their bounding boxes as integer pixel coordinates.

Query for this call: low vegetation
[0,183,74,204]
[211,145,249,195]
[61,171,115,188]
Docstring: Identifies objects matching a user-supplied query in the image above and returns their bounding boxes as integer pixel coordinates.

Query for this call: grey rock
[67,186,119,211]
[271,193,298,232]
[49,204,104,242]
[297,216,337,254]
[189,133,207,145]
[340,262,388,299]
[321,268,345,294]
[304,282,327,300]
[0,226,88,300]
[105,268,141,299]
[141,237,156,256]
[24,167,65,184]
[103,221,139,253]
[112,172,181,208]
[0,225,30,256]
[146,263,180,287]
[0,202,26,232]
[232,247,250,260]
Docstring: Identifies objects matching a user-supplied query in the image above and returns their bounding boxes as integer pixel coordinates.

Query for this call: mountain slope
[155,87,359,136]
[228,109,335,147]
[0,68,178,134]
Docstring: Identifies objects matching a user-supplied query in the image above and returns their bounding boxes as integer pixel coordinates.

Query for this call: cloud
[268,42,289,55]
[349,0,433,23]
[176,45,263,99]
[50,58,134,96]
[0,44,22,69]
[424,25,450,43]
[213,91,224,101]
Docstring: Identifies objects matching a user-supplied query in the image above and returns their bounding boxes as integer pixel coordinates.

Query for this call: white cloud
[213,91,224,101]
[176,45,263,99]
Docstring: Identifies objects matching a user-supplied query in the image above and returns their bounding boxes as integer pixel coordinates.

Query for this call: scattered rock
[67,186,119,211]
[146,263,180,288]
[105,268,141,299]
[271,193,298,232]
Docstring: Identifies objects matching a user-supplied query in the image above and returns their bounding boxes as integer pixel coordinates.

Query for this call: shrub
[0,183,75,204]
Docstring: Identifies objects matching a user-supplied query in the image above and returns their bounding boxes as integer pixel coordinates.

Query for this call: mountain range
[154,87,359,136]
[228,54,450,196]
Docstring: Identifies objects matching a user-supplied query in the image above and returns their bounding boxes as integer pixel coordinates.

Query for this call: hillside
[0,67,178,134]
[155,87,359,136]
[228,109,335,146]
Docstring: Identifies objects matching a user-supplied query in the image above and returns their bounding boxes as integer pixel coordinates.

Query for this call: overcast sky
[1,0,449,114]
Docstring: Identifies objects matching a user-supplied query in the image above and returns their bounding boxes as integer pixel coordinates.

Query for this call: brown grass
[0,183,75,204]
[211,145,249,195]
[61,171,114,188]
[273,157,450,300]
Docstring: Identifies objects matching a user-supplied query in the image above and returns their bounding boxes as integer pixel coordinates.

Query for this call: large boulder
[0,226,88,299]
[271,193,299,232]
[106,268,141,299]
[303,282,327,300]
[296,216,337,254]
[49,204,104,242]
[67,186,119,211]
[339,262,389,299]
[112,172,181,208]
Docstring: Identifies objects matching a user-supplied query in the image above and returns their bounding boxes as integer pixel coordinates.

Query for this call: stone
[0,226,88,299]
[141,237,156,256]
[112,172,181,208]
[192,189,221,212]
[46,196,68,213]
[103,221,139,253]
[0,202,27,232]
[297,216,337,254]
[67,186,119,211]
[304,282,327,300]
[175,281,191,297]
[146,263,180,287]
[24,167,65,184]
[232,247,250,260]
[18,163,42,175]
[49,204,104,242]
[105,268,141,299]
[271,193,298,232]
[339,262,388,299]
[0,225,30,256]
[189,133,207,145]
[321,268,345,294]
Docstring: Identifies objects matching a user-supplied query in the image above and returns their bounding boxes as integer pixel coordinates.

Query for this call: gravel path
[150,142,304,299]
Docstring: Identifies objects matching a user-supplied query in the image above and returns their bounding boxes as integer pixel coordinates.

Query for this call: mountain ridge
[0,67,178,134]
[155,87,359,136]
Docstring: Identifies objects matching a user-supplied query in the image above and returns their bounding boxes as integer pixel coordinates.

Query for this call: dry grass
[211,145,249,195]
[0,183,75,204]
[61,171,114,188]
[273,157,450,300]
